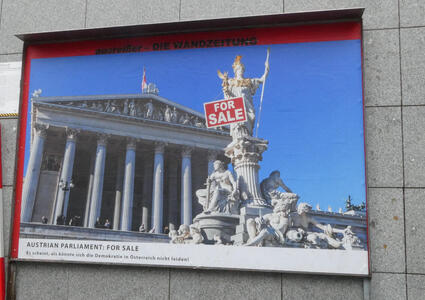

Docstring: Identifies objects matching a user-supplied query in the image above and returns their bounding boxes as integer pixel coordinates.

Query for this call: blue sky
[26,39,365,211]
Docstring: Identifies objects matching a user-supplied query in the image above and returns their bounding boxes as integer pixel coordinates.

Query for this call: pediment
[33,93,230,133]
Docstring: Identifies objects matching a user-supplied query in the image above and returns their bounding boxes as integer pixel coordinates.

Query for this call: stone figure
[196,160,239,214]
[169,224,191,244]
[169,230,179,243]
[90,101,97,110]
[164,105,172,122]
[139,224,146,232]
[285,228,305,243]
[41,216,48,224]
[308,225,361,250]
[340,226,362,250]
[95,102,104,111]
[171,107,178,123]
[104,100,113,113]
[179,113,192,125]
[290,203,325,232]
[169,225,203,244]
[155,109,164,121]
[187,225,204,244]
[288,203,359,249]
[123,99,129,115]
[243,198,363,249]
[194,117,206,128]
[217,55,269,139]
[113,101,121,114]
[245,195,297,247]
[260,170,293,206]
[129,100,136,116]
[145,100,154,119]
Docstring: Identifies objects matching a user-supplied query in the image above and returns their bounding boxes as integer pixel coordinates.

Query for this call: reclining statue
[287,203,362,249]
[245,193,299,247]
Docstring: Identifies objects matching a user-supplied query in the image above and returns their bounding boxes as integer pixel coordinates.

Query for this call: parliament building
[20,86,232,242]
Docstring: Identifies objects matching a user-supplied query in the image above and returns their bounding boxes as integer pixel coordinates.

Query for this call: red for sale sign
[204,97,247,128]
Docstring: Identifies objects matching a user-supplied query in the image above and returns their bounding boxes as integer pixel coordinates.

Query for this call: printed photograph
[16,22,368,274]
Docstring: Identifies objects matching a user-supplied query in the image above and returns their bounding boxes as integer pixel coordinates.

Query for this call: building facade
[20,89,231,239]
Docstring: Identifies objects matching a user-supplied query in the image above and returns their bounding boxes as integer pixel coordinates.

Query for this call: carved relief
[65,128,80,141]
[34,123,49,138]
[52,98,221,132]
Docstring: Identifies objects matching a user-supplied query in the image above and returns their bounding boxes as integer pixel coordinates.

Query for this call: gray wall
[0,0,424,299]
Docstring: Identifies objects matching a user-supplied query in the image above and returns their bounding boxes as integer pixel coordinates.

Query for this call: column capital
[126,137,137,150]
[181,146,193,158]
[66,127,80,141]
[207,150,220,161]
[96,133,109,146]
[34,123,49,138]
[154,142,166,154]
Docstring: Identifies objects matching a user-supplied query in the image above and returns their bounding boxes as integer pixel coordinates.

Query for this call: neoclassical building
[20,86,231,240]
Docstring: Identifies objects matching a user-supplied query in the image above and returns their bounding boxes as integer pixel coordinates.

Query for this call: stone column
[151,142,165,233]
[167,157,179,231]
[21,123,48,222]
[207,150,218,175]
[120,138,137,231]
[181,147,192,226]
[141,158,153,231]
[112,152,124,230]
[225,137,269,208]
[53,128,79,224]
[88,134,108,228]
[83,150,96,227]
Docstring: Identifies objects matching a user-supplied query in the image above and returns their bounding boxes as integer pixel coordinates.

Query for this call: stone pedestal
[225,136,270,208]
[231,206,272,245]
[193,213,240,244]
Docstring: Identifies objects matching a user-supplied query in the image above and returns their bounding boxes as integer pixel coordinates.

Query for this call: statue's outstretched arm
[310,218,326,232]
[277,177,292,193]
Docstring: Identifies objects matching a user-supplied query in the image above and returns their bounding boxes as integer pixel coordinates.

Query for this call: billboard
[12,16,368,275]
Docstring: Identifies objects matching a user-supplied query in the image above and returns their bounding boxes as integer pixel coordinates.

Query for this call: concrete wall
[0,0,424,299]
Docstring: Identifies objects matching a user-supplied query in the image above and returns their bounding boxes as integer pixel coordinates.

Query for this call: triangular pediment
[33,93,230,133]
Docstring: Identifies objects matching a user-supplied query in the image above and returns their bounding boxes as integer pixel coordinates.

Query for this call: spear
[255,48,270,138]
[205,177,211,211]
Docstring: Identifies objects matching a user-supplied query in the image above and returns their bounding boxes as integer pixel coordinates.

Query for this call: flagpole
[141,67,147,93]
[255,48,270,138]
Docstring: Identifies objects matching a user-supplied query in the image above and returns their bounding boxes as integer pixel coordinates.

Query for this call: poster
[0,61,22,115]
[12,19,368,275]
